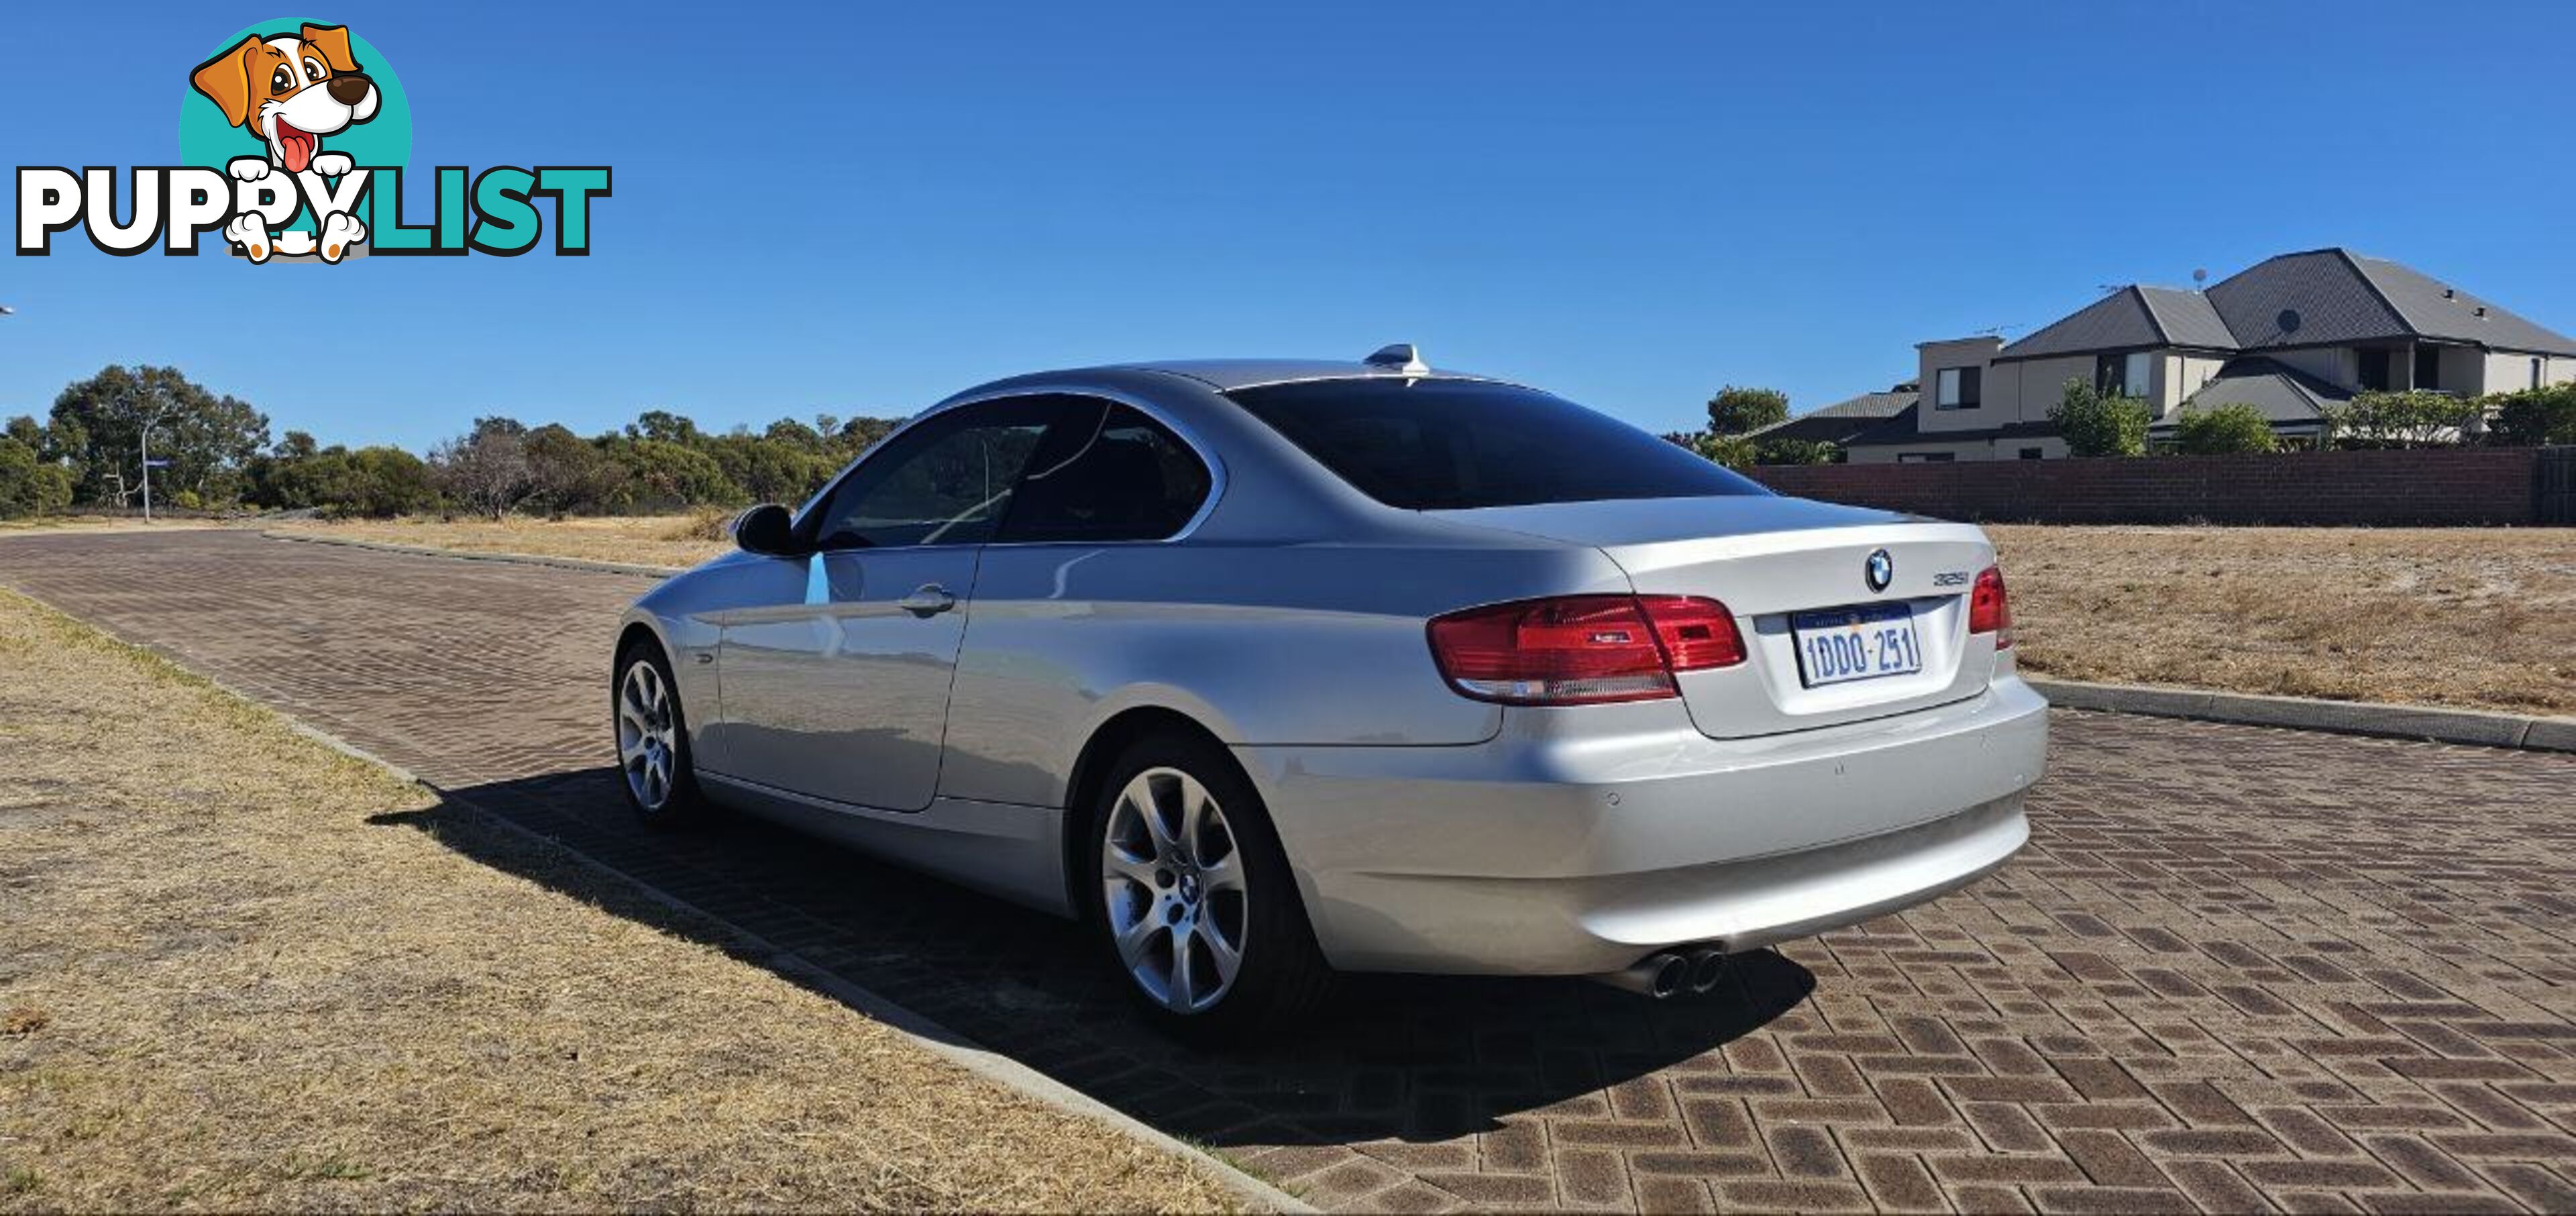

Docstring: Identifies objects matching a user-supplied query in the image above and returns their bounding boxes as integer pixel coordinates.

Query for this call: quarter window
[1935,366,1981,410]
[802,400,1053,550]
[1001,402,1212,542]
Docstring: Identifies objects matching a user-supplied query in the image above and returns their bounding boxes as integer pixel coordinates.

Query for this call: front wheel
[614,640,708,827]
[1082,733,1334,1041]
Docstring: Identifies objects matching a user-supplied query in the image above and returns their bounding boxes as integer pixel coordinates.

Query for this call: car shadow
[370,764,1815,1150]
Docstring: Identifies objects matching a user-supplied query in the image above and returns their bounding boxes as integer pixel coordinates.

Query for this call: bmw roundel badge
[1864,548,1894,593]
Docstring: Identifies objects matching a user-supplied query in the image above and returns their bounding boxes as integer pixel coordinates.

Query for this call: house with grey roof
[1839,248,2576,462]
[1748,381,1917,450]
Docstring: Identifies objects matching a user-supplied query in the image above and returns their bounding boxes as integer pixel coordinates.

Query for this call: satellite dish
[2192,268,2208,286]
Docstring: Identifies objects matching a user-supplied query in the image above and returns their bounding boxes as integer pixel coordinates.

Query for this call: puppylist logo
[16,19,608,262]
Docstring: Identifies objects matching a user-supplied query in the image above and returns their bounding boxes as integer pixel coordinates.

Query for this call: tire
[1080,730,1335,1042]
[612,638,709,827]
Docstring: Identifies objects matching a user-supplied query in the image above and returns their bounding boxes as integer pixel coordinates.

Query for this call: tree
[1705,387,1790,437]
[837,415,900,453]
[2171,404,2277,455]
[522,424,621,516]
[716,436,833,504]
[2485,385,2576,447]
[2319,390,2481,448]
[608,438,738,511]
[47,365,270,505]
[2049,378,2152,457]
[626,409,703,446]
[0,436,74,518]
[430,425,534,519]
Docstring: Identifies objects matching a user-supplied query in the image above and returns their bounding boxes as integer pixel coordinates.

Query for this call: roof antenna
[1363,343,1430,376]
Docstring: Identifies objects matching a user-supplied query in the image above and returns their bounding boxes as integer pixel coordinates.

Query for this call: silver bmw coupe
[612,346,2047,1037]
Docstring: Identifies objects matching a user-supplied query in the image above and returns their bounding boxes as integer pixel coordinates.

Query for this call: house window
[1897,452,1957,463]
[1935,366,1981,411]
[2414,346,2441,391]
[2533,358,2544,390]
[2018,447,2044,460]
[2095,352,2152,397]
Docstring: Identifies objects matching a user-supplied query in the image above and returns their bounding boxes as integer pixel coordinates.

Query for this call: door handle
[897,583,958,616]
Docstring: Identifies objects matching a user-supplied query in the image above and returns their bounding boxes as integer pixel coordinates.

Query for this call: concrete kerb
[2029,677,2573,754]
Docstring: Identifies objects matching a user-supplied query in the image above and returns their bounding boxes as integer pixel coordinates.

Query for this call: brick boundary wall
[1744,447,2549,526]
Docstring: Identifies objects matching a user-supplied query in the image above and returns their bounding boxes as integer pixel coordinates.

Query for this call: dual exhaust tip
[1595,948,1729,1000]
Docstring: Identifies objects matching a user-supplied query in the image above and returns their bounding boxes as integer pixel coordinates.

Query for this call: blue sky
[7,0,2573,450]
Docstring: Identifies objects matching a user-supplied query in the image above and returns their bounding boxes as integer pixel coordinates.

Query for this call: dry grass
[1991,525,2576,715]
[268,515,729,570]
[0,588,1242,1213]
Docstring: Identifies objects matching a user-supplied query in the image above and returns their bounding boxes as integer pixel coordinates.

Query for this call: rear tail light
[1427,595,1745,705]
[1968,564,2013,648]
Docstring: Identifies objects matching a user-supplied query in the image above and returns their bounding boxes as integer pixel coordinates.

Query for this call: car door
[936,399,1222,807]
[715,397,1060,811]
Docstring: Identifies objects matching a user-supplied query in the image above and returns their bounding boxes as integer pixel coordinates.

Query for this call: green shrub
[1754,437,1839,465]
[0,437,74,518]
[2171,403,2277,454]
[2485,385,2576,446]
[2320,390,2480,448]
[2049,379,2152,457]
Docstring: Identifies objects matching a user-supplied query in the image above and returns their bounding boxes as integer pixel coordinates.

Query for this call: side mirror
[733,503,802,557]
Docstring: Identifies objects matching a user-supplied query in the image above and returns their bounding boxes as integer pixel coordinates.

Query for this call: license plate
[1791,602,1923,687]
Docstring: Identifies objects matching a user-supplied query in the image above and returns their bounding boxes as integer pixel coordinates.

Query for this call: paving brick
[1944,1182,2037,1213]
[1766,1123,1851,1178]
[11,529,2575,1215]
[1853,1151,1947,1213]
[1629,1176,1713,1214]
[2026,1185,2196,1213]
[2056,1128,2167,1189]
[1555,1148,1631,1209]
[2482,1163,2576,1211]
[2158,1159,2273,1213]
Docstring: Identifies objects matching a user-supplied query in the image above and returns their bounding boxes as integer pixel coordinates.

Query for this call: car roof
[1106,358,1505,392]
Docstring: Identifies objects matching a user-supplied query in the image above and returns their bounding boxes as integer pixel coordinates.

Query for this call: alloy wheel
[1101,766,1248,1013]
[616,660,678,811]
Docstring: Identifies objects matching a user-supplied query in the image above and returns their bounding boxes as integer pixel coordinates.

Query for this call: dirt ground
[1989,524,2576,715]
[0,587,1242,1213]
[252,515,2576,717]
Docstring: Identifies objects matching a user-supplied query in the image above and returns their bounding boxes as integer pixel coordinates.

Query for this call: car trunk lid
[1428,496,2000,738]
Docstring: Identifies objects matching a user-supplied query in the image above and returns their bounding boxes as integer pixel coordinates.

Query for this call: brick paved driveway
[6,529,2575,1213]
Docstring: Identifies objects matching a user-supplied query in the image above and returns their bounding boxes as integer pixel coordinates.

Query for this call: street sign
[142,458,172,467]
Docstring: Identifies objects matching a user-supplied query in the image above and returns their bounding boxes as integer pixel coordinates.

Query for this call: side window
[802,400,1055,550]
[1002,402,1213,543]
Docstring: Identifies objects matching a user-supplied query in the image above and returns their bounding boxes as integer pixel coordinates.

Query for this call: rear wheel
[614,639,707,827]
[1083,732,1333,1040]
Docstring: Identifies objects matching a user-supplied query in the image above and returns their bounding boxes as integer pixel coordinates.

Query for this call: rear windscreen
[1228,378,1770,510]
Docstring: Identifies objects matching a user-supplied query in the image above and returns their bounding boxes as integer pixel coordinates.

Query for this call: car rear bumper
[1234,675,2047,976]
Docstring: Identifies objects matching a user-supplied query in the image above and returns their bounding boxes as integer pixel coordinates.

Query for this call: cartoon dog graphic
[189,24,378,262]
